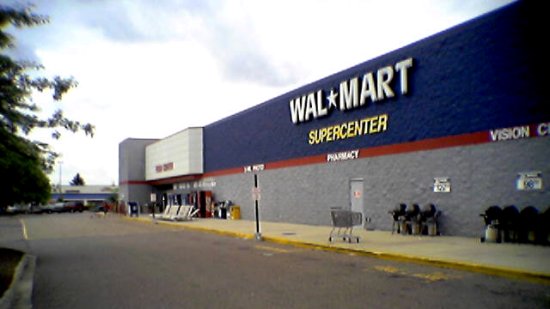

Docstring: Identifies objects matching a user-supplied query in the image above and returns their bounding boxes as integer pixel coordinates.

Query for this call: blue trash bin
[129,202,139,217]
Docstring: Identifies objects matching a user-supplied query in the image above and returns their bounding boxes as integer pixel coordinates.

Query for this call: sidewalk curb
[124,216,550,284]
[0,254,36,309]
[125,216,255,240]
[261,235,550,284]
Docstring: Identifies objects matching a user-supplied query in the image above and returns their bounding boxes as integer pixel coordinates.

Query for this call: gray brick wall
[211,137,550,237]
[118,138,157,205]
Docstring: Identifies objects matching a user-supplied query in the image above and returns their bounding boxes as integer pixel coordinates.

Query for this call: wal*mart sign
[289,58,413,124]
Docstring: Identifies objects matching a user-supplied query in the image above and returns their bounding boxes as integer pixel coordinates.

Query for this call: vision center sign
[288,57,413,145]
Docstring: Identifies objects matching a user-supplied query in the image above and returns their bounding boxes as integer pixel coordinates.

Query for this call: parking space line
[371,265,461,282]
[20,219,29,240]
[255,245,291,254]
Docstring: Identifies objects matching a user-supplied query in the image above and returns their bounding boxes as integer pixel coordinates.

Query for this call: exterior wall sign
[309,114,387,145]
[175,179,216,190]
[145,127,203,181]
[327,150,360,162]
[517,172,543,191]
[155,162,174,173]
[251,187,261,201]
[537,122,550,136]
[289,57,413,125]
[490,122,550,142]
[434,177,451,193]
[244,164,265,173]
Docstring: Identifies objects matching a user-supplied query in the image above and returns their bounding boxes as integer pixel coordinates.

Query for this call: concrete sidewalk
[127,216,550,283]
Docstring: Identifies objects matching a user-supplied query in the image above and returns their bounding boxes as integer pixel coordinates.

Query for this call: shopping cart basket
[329,209,362,243]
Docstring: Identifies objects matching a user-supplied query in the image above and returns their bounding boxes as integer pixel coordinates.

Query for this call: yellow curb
[122,216,550,284]
[262,235,550,285]
[123,216,255,240]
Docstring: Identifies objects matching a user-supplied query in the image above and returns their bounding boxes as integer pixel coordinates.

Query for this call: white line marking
[20,219,29,240]
[255,245,291,253]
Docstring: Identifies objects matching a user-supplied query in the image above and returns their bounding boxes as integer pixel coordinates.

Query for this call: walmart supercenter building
[119,1,549,237]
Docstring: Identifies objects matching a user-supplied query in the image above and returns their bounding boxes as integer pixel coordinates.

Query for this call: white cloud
[8,0,515,185]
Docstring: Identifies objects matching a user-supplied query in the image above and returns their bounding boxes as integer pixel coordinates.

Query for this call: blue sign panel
[204,1,548,172]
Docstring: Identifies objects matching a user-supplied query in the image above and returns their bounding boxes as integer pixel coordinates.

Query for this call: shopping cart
[329,209,362,243]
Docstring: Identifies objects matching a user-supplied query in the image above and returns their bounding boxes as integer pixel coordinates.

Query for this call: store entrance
[165,190,213,218]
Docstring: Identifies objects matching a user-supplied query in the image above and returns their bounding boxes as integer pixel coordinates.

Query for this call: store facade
[119,1,549,236]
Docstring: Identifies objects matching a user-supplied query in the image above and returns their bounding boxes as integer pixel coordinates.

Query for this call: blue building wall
[50,193,112,201]
[204,1,549,173]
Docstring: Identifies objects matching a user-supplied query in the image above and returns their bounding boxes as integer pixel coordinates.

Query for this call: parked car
[6,204,25,215]
[26,204,45,214]
[43,202,65,214]
[6,204,45,215]
[62,201,85,213]
[91,204,107,213]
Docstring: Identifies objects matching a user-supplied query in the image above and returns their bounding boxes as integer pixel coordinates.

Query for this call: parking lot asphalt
[125,215,550,283]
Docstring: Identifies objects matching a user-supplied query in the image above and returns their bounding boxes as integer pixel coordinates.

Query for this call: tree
[69,173,85,186]
[0,128,50,207]
[0,4,94,210]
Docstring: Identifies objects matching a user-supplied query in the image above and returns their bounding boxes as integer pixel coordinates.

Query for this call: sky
[4,0,515,186]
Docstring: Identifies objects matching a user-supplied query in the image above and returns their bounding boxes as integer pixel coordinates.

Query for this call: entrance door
[350,178,364,228]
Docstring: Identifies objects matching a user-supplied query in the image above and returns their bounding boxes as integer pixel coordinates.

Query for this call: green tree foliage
[69,173,85,186]
[0,4,94,210]
[0,128,50,206]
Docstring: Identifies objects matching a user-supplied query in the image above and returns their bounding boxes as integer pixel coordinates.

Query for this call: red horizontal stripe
[120,175,202,186]
[267,154,327,170]
[119,180,149,185]
[203,167,244,178]
[358,131,488,159]
[148,174,202,186]
[204,132,485,177]
[130,123,548,183]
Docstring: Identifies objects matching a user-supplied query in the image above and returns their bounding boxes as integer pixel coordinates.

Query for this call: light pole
[58,160,63,200]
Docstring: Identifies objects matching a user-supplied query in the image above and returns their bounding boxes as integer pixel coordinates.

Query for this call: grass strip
[0,248,24,298]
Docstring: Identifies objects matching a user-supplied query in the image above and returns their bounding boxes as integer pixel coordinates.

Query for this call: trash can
[427,222,437,236]
[485,225,499,242]
[230,205,241,220]
[129,202,139,217]
[411,222,421,235]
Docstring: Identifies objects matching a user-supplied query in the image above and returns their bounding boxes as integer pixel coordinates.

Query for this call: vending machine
[188,191,213,218]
